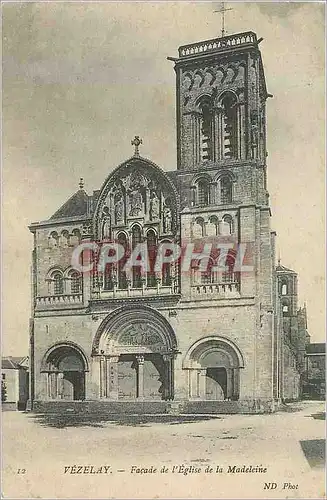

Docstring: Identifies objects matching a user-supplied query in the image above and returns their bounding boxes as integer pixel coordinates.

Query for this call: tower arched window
[132,225,142,288]
[220,176,233,204]
[281,283,288,295]
[53,272,64,295]
[282,299,290,317]
[197,178,210,207]
[220,92,238,159]
[200,99,213,161]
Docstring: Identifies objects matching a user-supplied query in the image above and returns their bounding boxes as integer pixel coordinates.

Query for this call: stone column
[189,369,201,399]
[136,355,144,400]
[105,357,110,398]
[192,113,201,166]
[156,277,161,295]
[213,109,220,161]
[163,354,174,400]
[108,356,119,400]
[173,354,188,401]
[46,372,51,399]
[199,369,207,399]
[141,276,146,296]
[237,104,242,159]
[210,182,217,205]
[226,368,233,400]
[232,368,240,400]
[217,105,224,160]
[49,372,57,399]
[57,372,64,399]
[99,356,106,398]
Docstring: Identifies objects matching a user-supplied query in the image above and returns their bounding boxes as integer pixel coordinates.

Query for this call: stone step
[32,399,243,415]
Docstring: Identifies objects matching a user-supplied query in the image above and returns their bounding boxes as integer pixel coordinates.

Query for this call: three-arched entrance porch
[41,343,89,401]
[93,306,178,401]
[183,336,244,401]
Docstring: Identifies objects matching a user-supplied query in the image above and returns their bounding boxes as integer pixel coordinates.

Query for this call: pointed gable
[276,263,296,274]
[50,190,88,220]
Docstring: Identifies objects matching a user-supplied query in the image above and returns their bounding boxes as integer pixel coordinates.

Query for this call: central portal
[118,354,165,400]
[93,306,177,401]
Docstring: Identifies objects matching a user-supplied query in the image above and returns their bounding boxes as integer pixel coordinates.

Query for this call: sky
[2,1,325,355]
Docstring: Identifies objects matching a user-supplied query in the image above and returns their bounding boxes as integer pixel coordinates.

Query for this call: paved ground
[2,401,325,499]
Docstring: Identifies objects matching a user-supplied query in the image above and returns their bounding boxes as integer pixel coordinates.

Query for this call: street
[2,401,325,499]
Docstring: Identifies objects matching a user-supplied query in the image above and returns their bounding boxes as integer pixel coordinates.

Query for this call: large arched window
[220,214,233,236]
[201,256,217,284]
[132,225,142,288]
[197,178,210,207]
[147,229,157,287]
[117,232,128,289]
[53,272,64,295]
[162,262,172,286]
[222,250,238,284]
[70,271,81,294]
[220,176,233,204]
[281,282,288,295]
[220,92,238,159]
[200,99,213,161]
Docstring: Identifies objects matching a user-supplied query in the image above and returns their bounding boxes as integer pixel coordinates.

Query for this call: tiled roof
[2,356,28,369]
[276,263,296,274]
[50,190,89,220]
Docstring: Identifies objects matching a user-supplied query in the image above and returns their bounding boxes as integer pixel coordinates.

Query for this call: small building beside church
[1,356,29,410]
[303,343,325,400]
[28,31,310,414]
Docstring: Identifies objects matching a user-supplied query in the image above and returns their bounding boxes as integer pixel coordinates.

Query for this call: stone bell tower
[168,32,277,410]
[171,31,269,172]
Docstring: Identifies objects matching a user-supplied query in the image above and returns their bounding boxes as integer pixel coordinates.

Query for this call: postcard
[2,2,325,499]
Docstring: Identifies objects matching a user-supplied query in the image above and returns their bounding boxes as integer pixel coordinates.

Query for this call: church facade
[28,31,309,413]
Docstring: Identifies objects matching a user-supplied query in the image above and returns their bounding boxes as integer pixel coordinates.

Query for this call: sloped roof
[2,356,29,369]
[50,189,88,220]
[306,343,325,355]
[276,262,296,274]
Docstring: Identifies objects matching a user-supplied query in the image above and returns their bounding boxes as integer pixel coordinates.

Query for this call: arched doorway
[93,306,177,401]
[183,336,244,401]
[42,344,88,401]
